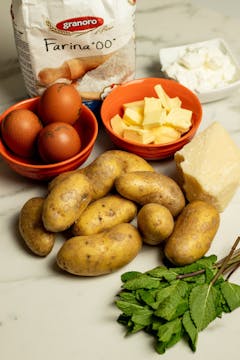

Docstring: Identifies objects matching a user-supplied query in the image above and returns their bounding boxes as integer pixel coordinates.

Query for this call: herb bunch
[115,237,240,355]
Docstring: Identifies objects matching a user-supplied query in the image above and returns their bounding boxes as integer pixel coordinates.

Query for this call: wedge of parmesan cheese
[174,121,240,212]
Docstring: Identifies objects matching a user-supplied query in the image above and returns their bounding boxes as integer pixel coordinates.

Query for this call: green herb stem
[177,269,205,280]
[210,236,240,286]
[176,237,240,281]
[226,262,240,280]
[215,247,240,268]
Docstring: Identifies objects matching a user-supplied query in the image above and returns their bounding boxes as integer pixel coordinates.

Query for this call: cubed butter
[168,96,182,109]
[154,84,171,111]
[165,108,192,133]
[110,84,192,146]
[123,100,144,113]
[143,97,165,128]
[123,107,143,126]
[123,128,155,144]
[110,114,127,136]
[151,125,181,144]
[174,121,240,212]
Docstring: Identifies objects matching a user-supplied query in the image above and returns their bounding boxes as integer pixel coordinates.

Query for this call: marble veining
[0,1,240,360]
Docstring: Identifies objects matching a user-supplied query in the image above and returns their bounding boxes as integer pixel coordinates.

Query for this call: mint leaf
[171,263,203,275]
[117,313,130,326]
[170,279,189,297]
[132,308,153,326]
[116,300,153,333]
[221,281,240,311]
[189,283,219,331]
[118,291,140,305]
[147,266,177,281]
[135,288,158,307]
[205,267,216,284]
[155,318,182,354]
[150,318,165,331]
[157,318,182,342]
[171,256,218,284]
[155,341,166,354]
[123,274,160,290]
[117,314,145,334]
[131,322,146,333]
[155,280,188,304]
[183,274,206,285]
[154,281,188,320]
[155,295,188,321]
[182,310,198,351]
[121,271,142,282]
[156,328,183,354]
[196,255,218,268]
[116,242,240,356]
[170,255,217,277]
[115,300,146,316]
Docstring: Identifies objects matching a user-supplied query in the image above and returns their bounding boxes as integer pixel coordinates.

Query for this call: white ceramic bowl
[159,38,240,103]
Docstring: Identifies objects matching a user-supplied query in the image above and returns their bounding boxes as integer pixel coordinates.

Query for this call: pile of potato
[18,150,220,276]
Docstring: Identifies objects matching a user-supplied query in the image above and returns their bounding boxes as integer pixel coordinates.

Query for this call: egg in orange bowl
[0,96,98,180]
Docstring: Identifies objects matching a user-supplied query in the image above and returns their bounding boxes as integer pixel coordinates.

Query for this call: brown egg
[1,109,43,158]
[38,83,82,125]
[37,122,81,163]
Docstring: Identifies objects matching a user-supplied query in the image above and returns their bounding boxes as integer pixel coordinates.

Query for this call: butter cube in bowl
[100,77,202,159]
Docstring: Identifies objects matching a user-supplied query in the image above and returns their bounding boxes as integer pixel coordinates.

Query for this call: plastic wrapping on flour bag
[11,0,136,112]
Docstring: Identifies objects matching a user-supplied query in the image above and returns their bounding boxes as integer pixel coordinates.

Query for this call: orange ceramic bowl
[0,97,98,180]
[101,78,202,159]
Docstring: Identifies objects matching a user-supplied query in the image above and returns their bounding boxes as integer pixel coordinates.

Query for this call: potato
[19,197,55,256]
[48,150,154,198]
[48,169,76,192]
[73,194,137,236]
[56,223,142,276]
[115,171,185,217]
[80,150,153,200]
[42,172,92,232]
[80,151,123,200]
[137,203,174,245]
[110,150,154,173]
[164,200,220,265]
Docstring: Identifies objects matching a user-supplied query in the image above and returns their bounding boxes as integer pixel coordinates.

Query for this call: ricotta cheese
[174,122,240,212]
[163,45,237,93]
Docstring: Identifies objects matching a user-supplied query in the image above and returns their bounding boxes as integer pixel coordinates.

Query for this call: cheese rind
[174,121,240,212]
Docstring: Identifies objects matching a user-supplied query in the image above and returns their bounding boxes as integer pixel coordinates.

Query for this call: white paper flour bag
[11,0,136,111]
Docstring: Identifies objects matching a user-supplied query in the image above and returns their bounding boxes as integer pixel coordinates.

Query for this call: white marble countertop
[0,1,240,359]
